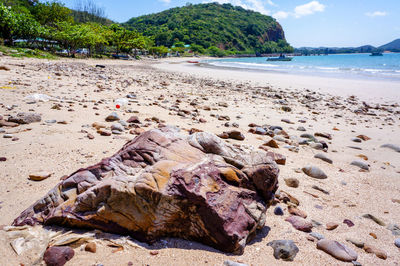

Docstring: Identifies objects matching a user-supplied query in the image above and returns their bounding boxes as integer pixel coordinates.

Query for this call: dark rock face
[13,128,279,254]
[43,246,74,266]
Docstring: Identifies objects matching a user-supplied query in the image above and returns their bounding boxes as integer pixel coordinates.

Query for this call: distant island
[295,39,400,55]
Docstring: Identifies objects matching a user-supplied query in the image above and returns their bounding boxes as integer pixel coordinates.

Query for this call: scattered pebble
[317,239,358,262]
[267,240,299,261]
[302,166,327,179]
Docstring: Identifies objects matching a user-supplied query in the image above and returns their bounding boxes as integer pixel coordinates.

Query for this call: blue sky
[59,0,400,47]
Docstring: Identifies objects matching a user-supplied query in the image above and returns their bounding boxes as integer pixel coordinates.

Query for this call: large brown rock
[13,127,279,254]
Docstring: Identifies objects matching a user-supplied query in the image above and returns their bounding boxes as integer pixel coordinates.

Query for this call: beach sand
[0,56,399,265]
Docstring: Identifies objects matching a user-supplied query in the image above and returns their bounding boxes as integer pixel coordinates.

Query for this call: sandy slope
[0,56,399,266]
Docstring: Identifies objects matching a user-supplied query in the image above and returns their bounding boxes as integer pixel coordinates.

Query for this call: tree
[30,1,72,26]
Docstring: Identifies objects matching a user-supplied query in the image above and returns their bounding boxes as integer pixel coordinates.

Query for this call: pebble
[362,214,386,226]
[0,128,5,133]
[111,123,124,132]
[285,216,313,232]
[105,112,120,122]
[387,224,400,235]
[267,240,299,261]
[317,239,358,262]
[0,157,6,162]
[85,242,96,253]
[363,243,387,260]
[326,222,339,230]
[92,122,107,129]
[351,137,362,143]
[297,126,306,131]
[350,160,369,170]
[265,139,279,148]
[29,172,52,181]
[288,206,307,218]
[309,232,325,240]
[45,119,57,124]
[381,144,400,153]
[227,130,245,141]
[302,166,327,179]
[284,177,299,188]
[223,260,248,266]
[343,219,355,227]
[274,206,284,216]
[3,134,13,138]
[315,132,332,140]
[310,143,324,150]
[346,238,364,248]
[43,246,74,266]
[98,129,111,136]
[395,238,400,248]
[357,135,370,141]
[314,153,333,164]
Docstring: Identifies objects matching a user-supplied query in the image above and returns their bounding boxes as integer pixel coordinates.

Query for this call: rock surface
[317,239,358,262]
[12,128,279,254]
[8,112,41,124]
[267,240,299,261]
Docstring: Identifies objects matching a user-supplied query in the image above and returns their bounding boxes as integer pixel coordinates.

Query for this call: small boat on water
[267,54,293,61]
[370,52,383,56]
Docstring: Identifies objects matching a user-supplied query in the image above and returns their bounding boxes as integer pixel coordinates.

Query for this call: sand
[0,56,399,266]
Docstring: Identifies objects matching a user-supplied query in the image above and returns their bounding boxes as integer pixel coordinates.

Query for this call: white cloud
[294,1,325,18]
[203,0,271,15]
[365,11,387,17]
[159,0,171,3]
[273,11,289,20]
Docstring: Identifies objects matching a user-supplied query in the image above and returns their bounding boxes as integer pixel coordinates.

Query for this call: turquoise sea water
[204,53,400,81]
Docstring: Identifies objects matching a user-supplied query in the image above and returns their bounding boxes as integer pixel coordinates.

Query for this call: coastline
[155,57,400,104]
[0,56,399,265]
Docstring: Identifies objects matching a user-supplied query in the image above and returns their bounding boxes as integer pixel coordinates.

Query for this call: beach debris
[267,240,299,261]
[317,239,358,262]
[24,93,52,104]
[285,216,313,232]
[43,246,74,266]
[12,128,279,254]
[302,166,327,179]
[8,112,41,124]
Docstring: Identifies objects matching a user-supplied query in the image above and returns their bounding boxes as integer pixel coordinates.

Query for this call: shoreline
[154,57,400,104]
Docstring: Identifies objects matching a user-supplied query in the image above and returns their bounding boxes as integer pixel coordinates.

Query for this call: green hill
[124,3,293,54]
[379,38,400,52]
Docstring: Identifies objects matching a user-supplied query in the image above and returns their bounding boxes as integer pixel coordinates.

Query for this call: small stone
[97,129,111,136]
[0,65,10,71]
[326,223,339,230]
[288,206,307,218]
[87,133,94,140]
[150,250,159,255]
[314,153,333,164]
[0,157,6,162]
[127,115,140,123]
[317,239,358,262]
[315,132,332,140]
[111,123,124,132]
[297,126,306,131]
[254,127,267,135]
[92,122,106,129]
[43,246,74,266]
[302,166,327,179]
[285,216,313,232]
[284,177,299,188]
[264,139,279,148]
[395,238,400,248]
[85,242,96,253]
[363,243,387,260]
[3,134,13,138]
[105,112,120,122]
[223,260,248,266]
[267,240,299,261]
[357,135,370,141]
[387,224,400,235]
[369,232,377,239]
[351,138,362,143]
[227,130,245,141]
[350,160,369,170]
[346,238,364,248]
[343,219,355,227]
[362,214,386,226]
[309,232,325,240]
[29,172,52,181]
[274,206,284,216]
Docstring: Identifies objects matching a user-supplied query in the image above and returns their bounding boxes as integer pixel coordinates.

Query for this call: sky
[59,0,400,47]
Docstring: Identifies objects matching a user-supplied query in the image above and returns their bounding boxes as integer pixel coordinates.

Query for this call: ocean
[203,53,400,81]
